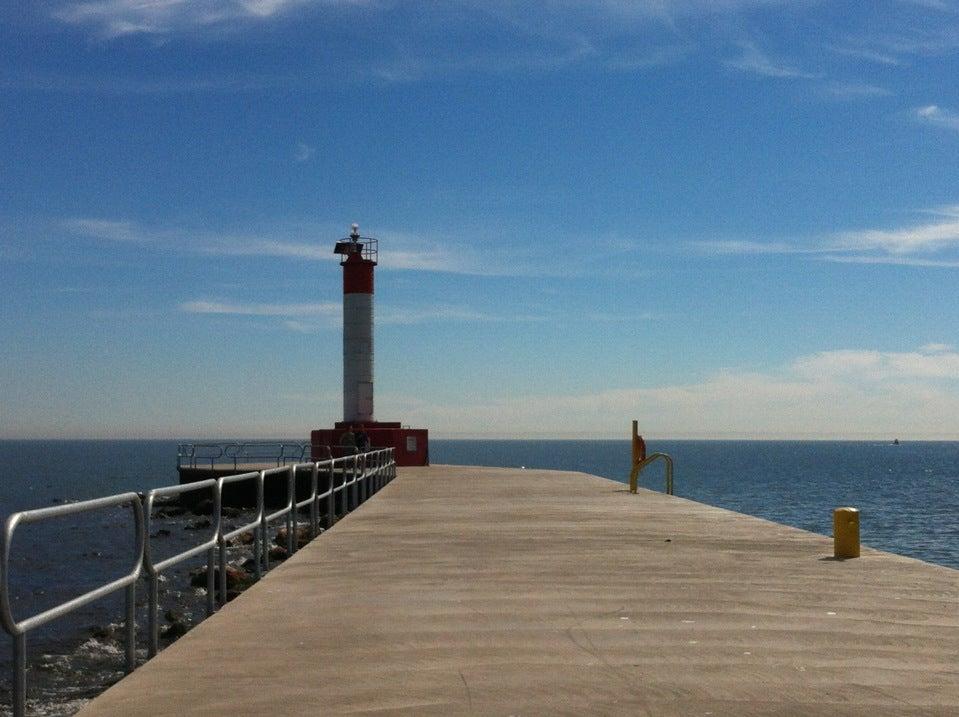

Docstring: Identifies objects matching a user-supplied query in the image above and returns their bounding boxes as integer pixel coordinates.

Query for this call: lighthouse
[336,223,376,424]
[311,224,429,466]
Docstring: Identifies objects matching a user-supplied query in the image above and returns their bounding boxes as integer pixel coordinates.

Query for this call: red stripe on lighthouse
[343,255,374,294]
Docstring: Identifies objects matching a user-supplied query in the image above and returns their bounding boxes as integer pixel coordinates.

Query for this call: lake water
[0,438,956,714]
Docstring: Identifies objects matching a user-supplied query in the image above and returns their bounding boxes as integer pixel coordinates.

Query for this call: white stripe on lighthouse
[343,292,374,423]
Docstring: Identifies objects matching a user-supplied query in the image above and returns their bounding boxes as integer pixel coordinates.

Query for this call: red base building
[311,422,429,466]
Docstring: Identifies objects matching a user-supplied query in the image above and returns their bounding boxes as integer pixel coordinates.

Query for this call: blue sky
[2,0,959,439]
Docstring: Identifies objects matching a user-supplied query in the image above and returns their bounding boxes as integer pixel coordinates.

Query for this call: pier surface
[80,466,959,716]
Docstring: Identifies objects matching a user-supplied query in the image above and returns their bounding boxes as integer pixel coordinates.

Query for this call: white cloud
[827,45,902,67]
[293,142,315,162]
[834,217,959,254]
[48,0,800,42]
[379,305,544,325]
[197,239,330,261]
[50,0,322,38]
[605,43,693,71]
[180,300,340,317]
[282,319,323,333]
[915,104,959,132]
[62,217,546,275]
[921,343,954,353]
[180,299,541,330]
[823,81,892,99]
[692,204,959,266]
[724,42,819,79]
[820,255,959,268]
[392,345,959,438]
[791,347,959,381]
[691,240,816,255]
[63,217,146,242]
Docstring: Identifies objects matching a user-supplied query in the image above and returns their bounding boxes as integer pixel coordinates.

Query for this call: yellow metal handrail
[629,453,674,495]
[628,420,674,495]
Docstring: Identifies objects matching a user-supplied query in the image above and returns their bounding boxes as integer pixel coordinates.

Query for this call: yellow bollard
[833,507,860,559]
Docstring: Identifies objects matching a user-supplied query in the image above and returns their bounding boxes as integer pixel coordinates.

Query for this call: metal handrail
[629,453,674,495]
[291,461,321,541]
[177,442,312,469]
[217,471,265,607]
[1,447,396,716]
[143,480,220,657]
[1,493,145,717]
[261,466,295,570]
[177,443,225,469]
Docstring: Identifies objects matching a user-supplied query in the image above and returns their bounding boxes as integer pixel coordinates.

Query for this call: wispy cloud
[604,43,693,71]
[691,240,817,255]
[180,299,542,332]
[50,0,323,38]
[63,217,147,243]
[915,104,959,132]
[180,300,339,317]
[693,204,959,267]
[820,255,959,268]
[724,42,819,79]
[0,68,304,94]
[823,81,893,100]
[44,0,817,87]
[60,217,499,273]
[398,344,959,438]
[293,142,315,162]
[791,346,959,381]
[50,0,804,40]
[834,211,959,254]
[379,305,544,325]
[827,45,903,67]
[197,239,330,261]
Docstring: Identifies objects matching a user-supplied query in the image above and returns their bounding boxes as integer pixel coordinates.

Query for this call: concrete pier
[79,465,959,716]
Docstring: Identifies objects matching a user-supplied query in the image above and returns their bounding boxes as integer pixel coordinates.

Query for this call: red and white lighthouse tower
[311,224,429,466]
[339,223,376,424]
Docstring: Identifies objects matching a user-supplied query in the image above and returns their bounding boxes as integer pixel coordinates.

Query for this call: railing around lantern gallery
[0,448,397,717]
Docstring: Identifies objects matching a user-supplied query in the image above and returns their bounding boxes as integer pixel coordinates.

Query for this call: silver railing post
[360,453,368,503]
[286,464,298,556]
[206,543,216,616]
[260,470,271,573]
[145,479,219,656]
[216,471,263,607]
[13,633,25,717]
[309,462,319,537]
[352,455,359,510]
[148,567,159,658]
[256,472,263,579]
[325,461,335,529]
[125,582,136,673]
